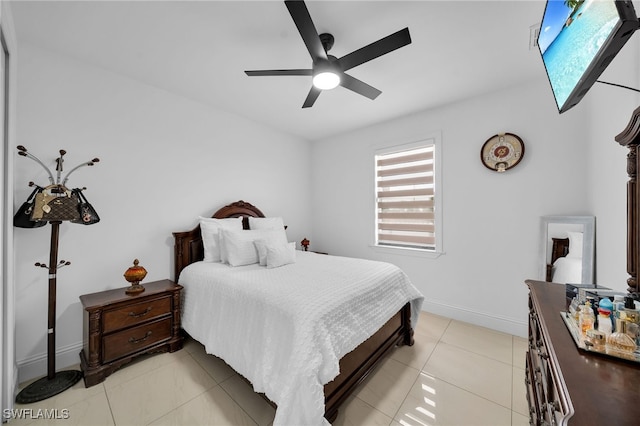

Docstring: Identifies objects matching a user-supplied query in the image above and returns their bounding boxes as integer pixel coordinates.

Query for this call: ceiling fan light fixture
[312,71,340,90]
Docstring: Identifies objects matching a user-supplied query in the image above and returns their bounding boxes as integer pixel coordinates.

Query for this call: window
[374,137,440,253]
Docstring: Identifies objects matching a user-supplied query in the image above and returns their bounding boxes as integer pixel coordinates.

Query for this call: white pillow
[248,216,285,230]
[222,228,287,266]
[567,231,583,259]
[199,217,243,262]
[266,242,297,269]
[254,240,269,266]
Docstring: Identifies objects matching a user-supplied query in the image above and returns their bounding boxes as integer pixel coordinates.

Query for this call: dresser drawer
[102,317,172,363]
[103,296,171,333]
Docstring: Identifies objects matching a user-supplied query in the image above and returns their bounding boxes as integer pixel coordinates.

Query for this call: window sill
[369,245,444,259]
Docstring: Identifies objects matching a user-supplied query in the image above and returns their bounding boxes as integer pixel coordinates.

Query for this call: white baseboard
[17,342,83,384]
[422,299,528,338]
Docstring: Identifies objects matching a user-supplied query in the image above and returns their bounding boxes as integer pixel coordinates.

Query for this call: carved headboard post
[615,105,640,299]
[172,200,265,283]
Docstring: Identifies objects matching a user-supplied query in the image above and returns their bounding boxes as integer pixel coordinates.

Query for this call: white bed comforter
[552,256,582,283]
[180,251,424,426]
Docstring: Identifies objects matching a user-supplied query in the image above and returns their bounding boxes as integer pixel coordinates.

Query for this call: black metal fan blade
[338,27,411,72]
[340,73,382,100]
[245,69,312,77]
[285,0,328,62]
[302,86,322,108]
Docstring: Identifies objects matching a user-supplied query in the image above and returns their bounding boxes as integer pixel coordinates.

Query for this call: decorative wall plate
[481,133,525,172]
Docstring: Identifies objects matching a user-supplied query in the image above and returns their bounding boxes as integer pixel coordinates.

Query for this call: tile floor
[10,312,530,425]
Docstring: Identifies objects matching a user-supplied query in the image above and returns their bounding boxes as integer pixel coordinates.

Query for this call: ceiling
[11,0,545,141]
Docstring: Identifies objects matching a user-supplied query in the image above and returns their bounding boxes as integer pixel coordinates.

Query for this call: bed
[173,200,424,425]
[545,234,583,283]
[545,237,569,281]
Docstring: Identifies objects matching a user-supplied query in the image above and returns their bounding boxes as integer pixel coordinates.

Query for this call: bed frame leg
[402,303,415,346]
[325,409,339,424]
[404,327,415,346]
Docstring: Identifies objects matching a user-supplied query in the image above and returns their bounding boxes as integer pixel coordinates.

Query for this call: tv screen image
[538,0,638,113]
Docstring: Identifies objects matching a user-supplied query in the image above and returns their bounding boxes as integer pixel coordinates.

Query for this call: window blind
[376,145,435,249]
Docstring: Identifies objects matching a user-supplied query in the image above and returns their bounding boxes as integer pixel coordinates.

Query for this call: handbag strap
[26,186,42,202]
[74,188,89,203]
[42,184,71,197]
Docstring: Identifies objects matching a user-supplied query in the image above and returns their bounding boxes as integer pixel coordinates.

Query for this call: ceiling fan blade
[285,0,328,62]
[302,86,322,108]
[338,27,411,72]
[340,73,382,100]
[245,69,312,77]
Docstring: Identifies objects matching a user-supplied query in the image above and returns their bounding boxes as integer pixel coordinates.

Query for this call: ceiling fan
[244,0,412,108]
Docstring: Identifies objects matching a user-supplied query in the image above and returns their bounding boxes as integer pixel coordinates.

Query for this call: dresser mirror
[540,216,595,284]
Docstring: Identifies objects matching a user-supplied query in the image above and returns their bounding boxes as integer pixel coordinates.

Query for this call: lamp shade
[312,60,341,90]
[313,71,340,90]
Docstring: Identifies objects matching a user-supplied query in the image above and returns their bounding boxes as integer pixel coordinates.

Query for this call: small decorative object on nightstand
[124,258,147,295]
[79,279,183,387]
[300,237,328,255]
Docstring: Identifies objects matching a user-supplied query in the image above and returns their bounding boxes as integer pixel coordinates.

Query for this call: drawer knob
[128,307,152,318]
[129,331,152,344]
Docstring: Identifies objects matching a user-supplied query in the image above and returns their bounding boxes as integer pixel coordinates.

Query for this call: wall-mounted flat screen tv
[538,0,638,113]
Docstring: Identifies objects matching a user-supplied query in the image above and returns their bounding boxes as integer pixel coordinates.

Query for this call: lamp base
[15,370,83,404]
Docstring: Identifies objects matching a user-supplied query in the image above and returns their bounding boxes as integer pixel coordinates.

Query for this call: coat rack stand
[14,146,99,403]
[15,221,82,403]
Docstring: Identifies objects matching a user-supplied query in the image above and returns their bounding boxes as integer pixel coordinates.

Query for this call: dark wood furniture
[172,200,415,422]
[545,237,570,282]
[616,107,640,298]
[525,280,640,425]
[79,279,184,387]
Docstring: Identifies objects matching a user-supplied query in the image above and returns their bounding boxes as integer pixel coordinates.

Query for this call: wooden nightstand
[79,279,183,387]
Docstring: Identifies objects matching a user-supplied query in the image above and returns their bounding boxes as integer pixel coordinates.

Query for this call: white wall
[14,44,312,381]
[310,26,640,338]
[310,77,590,337]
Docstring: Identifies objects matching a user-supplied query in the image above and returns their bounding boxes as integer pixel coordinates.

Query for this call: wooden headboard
[545,237,570,282]
[172,200,265,282]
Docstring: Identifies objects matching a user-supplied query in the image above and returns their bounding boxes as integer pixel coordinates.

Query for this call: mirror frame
[540,216,595,284]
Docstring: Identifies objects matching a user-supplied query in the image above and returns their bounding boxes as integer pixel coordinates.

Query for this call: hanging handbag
[31,185,81,222]
[13,186,47,228]
[71,188,100,225]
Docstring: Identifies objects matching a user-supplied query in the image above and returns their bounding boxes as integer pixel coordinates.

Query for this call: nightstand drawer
[103,296,171,333]
[102,317,172,363]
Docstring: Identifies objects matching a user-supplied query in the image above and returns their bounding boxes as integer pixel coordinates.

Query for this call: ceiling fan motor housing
[319,33,335,52]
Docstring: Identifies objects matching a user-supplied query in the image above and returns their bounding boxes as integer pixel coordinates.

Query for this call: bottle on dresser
[580,299,595,335]
[597,308,613,336]
[623,296,640,345]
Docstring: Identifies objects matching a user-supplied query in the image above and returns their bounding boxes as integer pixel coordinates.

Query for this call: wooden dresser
[79,279,183,387]
[525,280,640,425]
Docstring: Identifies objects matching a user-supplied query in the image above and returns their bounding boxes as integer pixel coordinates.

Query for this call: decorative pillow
[567,231,583,259]
[248,216,285,230]
[222,228,287,267]
[254,240,270,266]
[266,242,297,269]
[199,217,243,262]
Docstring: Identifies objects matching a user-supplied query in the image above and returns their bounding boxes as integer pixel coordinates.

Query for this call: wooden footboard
[324,302,414,422]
